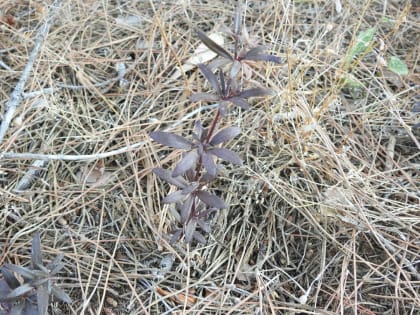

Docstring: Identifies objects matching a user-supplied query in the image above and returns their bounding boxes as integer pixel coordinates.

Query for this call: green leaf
[387,56,408,75]
[346,27,376,66]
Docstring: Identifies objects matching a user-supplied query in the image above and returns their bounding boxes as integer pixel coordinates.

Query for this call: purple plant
[150,5,279,244]
[0,232,72,315]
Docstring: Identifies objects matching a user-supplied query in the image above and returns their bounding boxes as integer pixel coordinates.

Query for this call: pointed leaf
[196,190,227,209]
[163,190,185,204]
[197,219,211,233]
[241,46,281,63]
[181,182,199,195]
[229,60,242,79]
[208,147,243,165]
[2,267,20,289]
[201,151,217,177]
[36,284,49,315]
[48,253,65,275]
[31,232,43,269]
[180,196,193,224]
[10,300,25,315]
[197,64,221,95]
[170,229,183,244]
[22,302,39,315]
[229,97,250,109]
[153,168,188,188]
[243,53,281,63]
[196,30,233,60]
[149,131,192,150]
[172,150,199,177]
[190,92,219,103]
[193,231,207,244]
[234,5,242,35]
[4,283,34,300]
[210,126,241,145]
[238,88,275,99]
[4,264,36,280]
[185,220,197,243]
[51,285,72,304]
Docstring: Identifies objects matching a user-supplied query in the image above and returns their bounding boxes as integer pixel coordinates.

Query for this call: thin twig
[1,104,217,162]
[0,0,63,144]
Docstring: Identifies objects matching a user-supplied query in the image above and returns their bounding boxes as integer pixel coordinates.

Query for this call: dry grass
[0,0,419,314]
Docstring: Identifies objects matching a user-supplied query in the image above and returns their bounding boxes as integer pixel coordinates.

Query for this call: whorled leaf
[163,190,185,204]
[1,267,20,289]
[196,190,227,209]
[170,229,183,244]
[241,46,281,63]
[201,151,217,177]
[3,264,36,280]
[172,150,199,177]
[228,96,250,109]
[233,5,242,35]
[149,131,192,150]
[196,30,233,61]
[185,220,197,243]
[238,88,275,99]
[36,284,49,315]
[153,168,188,188]
[51,286,72,304]
[3,283,34,301]
[208,147,243,165]
[192,231,206,244]
[197,64,221,95]
[196,218,211,233]
[180,197,193,224]
[31,232,43,269]
[210,126,241,145]
[181,182,199,195]
[190,92,219,103]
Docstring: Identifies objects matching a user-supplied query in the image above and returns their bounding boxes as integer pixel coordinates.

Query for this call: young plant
[0,232,72,315]
[150,5,280,243]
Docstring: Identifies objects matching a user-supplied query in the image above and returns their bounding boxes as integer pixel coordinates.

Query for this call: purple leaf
[153,168,188,188]
[196,30,233,60]
[51,286,72,304]
[172,150,199,177]
[180,197,193,224]
[170,229,183,244]
[163,190,185,203]
[208,147,243,165]
[190,92,219,103]
[4,283,34,300]
[201,151,217,177]
[234,6,242,35]
[2,268,20,289]
[243,53,282,63]
[37,284,49,315]
[229,60,242,79]
[238,88,275,99]
[181,182,199,195]
[241,46,281,63]
[193,231,207,244]
[3,264,35,279]
[229,96,250,109]
[150,131,192,150]
[197,219,211,233]
[185,220,197,243]
[196,190,227,209]
[219,70,226,96]
[210,126,241,145]
[31,231,43,269]
[197,64,221,95]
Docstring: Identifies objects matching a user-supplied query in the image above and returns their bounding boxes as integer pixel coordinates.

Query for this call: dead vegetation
[0,0,419,314]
